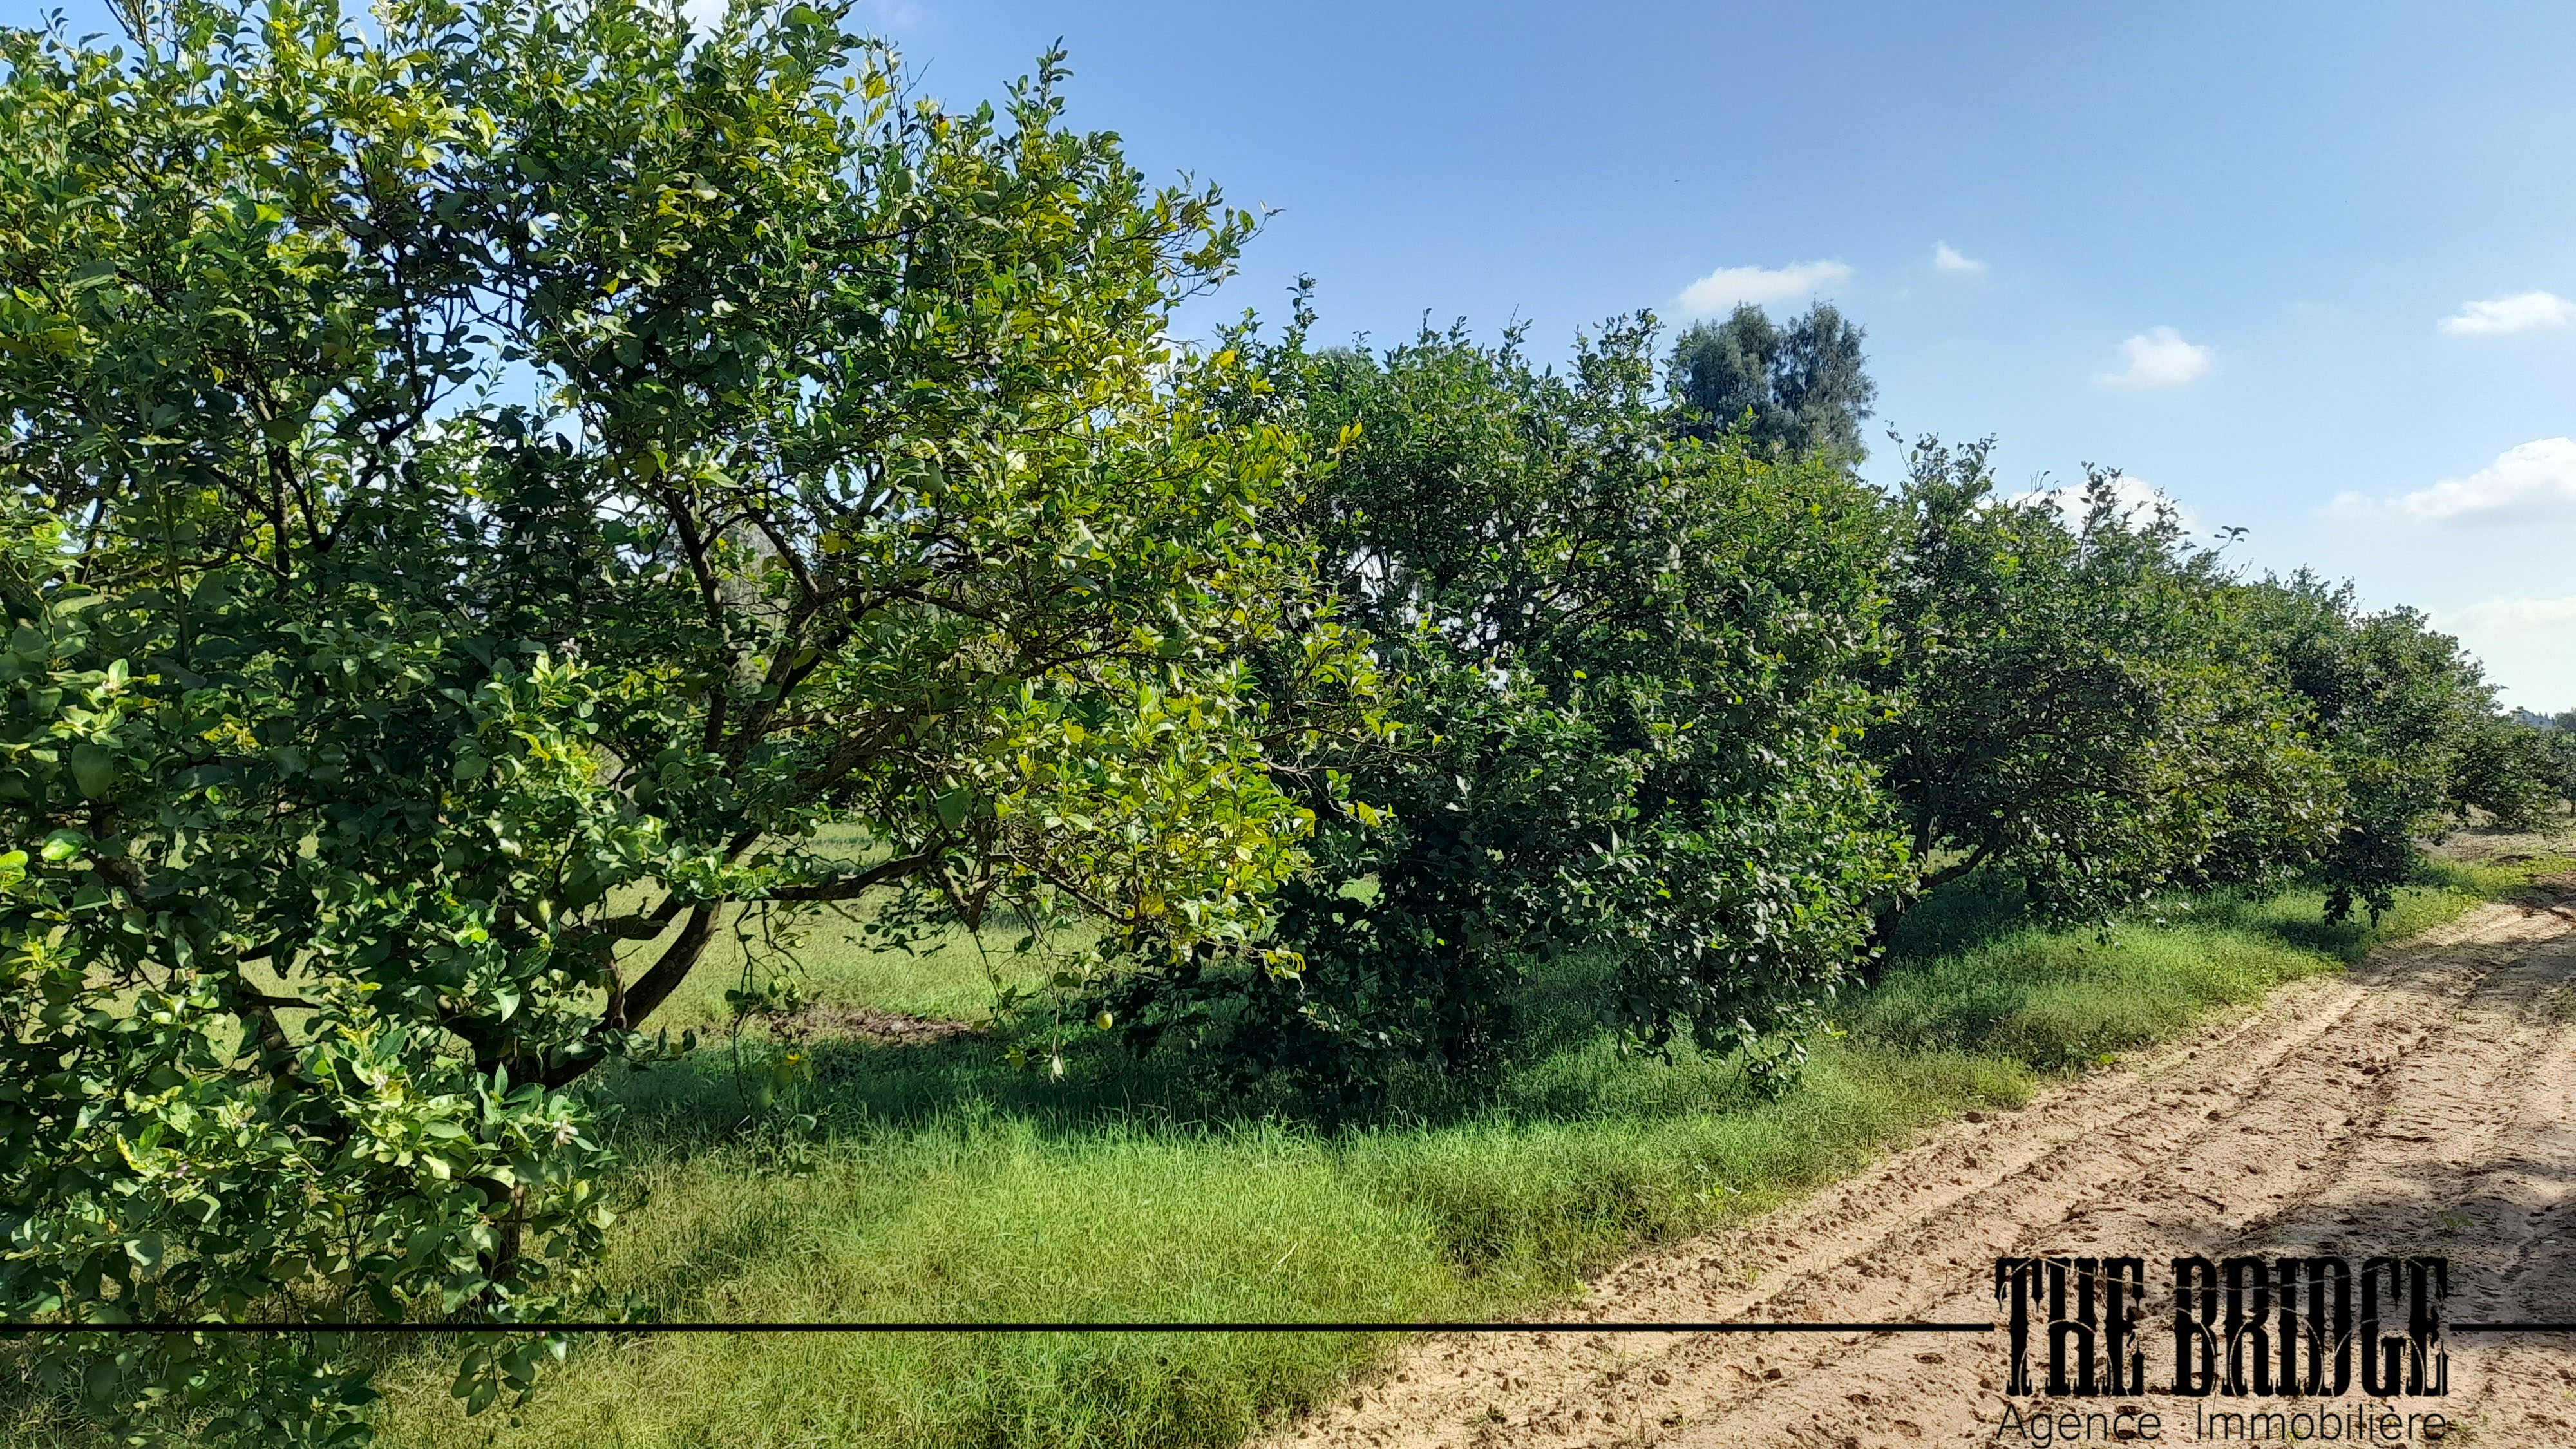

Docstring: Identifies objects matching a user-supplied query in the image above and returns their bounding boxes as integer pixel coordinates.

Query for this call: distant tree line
[0,3,2557,1440]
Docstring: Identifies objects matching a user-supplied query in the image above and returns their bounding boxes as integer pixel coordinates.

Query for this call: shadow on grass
[2173,855,2519,961]
[1878,857,2460,969]
[1882,867,2036,959]
[602,937,1813,1155]
[599,858,2530,1154]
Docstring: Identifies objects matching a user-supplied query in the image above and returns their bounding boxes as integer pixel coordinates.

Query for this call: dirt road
[1269,890,2576,1448]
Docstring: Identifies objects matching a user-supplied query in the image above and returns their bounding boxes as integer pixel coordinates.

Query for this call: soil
[792,1001,981,1045]
[1265,882,2576,1448]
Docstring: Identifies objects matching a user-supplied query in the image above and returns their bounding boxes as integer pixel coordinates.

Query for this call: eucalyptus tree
[1667,301,1877,462]
[0,1,1362,1439]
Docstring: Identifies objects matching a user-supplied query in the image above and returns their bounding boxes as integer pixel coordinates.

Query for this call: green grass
[1856,858,2532,1072]
[633,904,1045,1034]
[339,1041,2032,1449]
[12,852,2568,1449]
[618,825,1064,1034]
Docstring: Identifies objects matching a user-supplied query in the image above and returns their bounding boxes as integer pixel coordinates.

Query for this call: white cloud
[2438,290,2576,336]
[1931,242,1986,276]
[2096,327,2213,389]
[2434,595,2576,710]
[2329,437,2576,525]
[1676,260,1852,317]
[2441,596,2576,633]
[2007,475,2201,535]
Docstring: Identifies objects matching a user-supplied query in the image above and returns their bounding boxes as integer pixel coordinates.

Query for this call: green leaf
[68,743,118,800]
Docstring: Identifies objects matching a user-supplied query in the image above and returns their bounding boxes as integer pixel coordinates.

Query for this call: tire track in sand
[1263,887,2576,1449]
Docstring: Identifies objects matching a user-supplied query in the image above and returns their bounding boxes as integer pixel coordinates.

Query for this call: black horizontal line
[2450,1323,2576,1332]
[0,1320,1995,1336]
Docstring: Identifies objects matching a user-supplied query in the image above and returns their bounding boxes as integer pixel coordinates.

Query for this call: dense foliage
[2233,573,2539,920]
[3,3,2562,1443]
[0,0,1365,1439]
[1106,314,1901,1106]
[1864,440,2344,938]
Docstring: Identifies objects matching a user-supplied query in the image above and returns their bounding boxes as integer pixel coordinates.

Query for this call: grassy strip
[349,857,2563,1449]
[1855,857,2538,1070]
[11,858,2561,1448]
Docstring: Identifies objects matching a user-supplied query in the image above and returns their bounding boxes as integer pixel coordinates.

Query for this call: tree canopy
[1105,308,1901,1105]
[2234,572,2527,920]
[0,0,1365,1437]
[1863,440,2345,936]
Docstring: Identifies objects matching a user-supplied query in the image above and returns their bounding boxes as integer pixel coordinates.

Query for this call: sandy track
[1267,889,2576,1448]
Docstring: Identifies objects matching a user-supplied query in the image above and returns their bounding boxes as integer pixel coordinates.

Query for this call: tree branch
[766,847,940,902]
[610,900,722,1030]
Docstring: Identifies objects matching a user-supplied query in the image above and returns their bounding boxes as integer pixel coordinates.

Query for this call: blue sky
[842,0,2576,707]
[18,0,2576,704]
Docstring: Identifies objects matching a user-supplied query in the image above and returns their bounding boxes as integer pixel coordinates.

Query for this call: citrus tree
[0,0,1359,1439]
[1108,310,1902,1103]
[2235,572,2521,920]
[1865,440,2344,940]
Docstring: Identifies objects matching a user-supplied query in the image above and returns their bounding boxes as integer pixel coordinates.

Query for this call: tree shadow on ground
[594,940,1790,1153]
[593,862,2516,1155]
